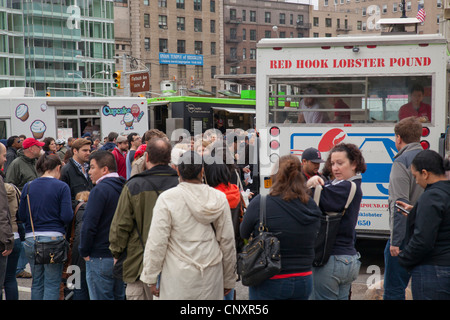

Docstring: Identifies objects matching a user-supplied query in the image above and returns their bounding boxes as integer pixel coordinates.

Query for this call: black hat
[302,147,325,163]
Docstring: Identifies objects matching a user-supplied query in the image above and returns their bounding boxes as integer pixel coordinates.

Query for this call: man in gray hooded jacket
[384,116,424,300]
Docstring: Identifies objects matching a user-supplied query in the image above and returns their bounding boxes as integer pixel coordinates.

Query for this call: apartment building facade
[313,0,444,37]
[114,0,223,97]
[223,0,311,91]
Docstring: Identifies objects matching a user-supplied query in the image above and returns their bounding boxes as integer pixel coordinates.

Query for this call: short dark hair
[178,151,203,181]
[412,149,450,176]
[204,162,231,187]
[411,83,424,94]
[89,150,117,172]
[36,153,62,175]
[7,136,19,148]
[107,131,119,142]
[146,138,171,165]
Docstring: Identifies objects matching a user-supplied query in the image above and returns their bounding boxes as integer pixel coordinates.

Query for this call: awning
[212,106,255,114]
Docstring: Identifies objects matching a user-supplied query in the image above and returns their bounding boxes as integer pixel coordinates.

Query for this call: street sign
[129,72,150,93]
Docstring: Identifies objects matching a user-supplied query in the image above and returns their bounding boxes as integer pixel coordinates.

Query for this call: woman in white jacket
[141,151,236,300]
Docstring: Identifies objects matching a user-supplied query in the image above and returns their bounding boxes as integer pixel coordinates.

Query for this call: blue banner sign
[159,53,203,65]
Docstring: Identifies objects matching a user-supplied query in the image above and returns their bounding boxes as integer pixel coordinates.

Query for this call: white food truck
[0,88,148,141]
[255,34,449,238]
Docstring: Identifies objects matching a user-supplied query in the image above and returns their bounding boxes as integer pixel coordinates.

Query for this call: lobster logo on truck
[290,128,396,198]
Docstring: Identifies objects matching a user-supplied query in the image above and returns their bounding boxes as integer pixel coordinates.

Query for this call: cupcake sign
[16,104,29,122]
[30,120,47,139]
[102,104,144,130]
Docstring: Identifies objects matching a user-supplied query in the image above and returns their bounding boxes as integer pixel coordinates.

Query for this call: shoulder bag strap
[313,185,322,206]
[259,194,267,232]
[344,182,357,210]
[69,201,84,244]
[25,182,36,241]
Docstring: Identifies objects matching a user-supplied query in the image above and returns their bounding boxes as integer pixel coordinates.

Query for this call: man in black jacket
[60,138,94,206]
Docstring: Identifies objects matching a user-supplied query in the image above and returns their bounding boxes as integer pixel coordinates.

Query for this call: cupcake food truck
[0,88,148,141]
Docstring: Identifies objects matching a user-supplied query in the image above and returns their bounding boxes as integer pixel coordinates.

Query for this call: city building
[0,0,26,89]
[114,0,222,97]
[313,0,444,37]
[222,0,311,92]
[1,0,116,97]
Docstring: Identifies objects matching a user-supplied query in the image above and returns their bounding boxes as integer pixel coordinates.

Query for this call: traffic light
[113,70,122,89]
[46,91,51,97]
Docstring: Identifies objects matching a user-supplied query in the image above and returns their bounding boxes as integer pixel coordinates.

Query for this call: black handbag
[237,194,281,287]
[312,181,356,267]
[26,183,69,265]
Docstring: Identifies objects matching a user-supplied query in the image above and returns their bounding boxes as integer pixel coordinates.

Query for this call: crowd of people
[0,115,449,301]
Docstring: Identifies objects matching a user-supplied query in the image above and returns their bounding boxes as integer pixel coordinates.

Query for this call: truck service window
[267,75,432,125]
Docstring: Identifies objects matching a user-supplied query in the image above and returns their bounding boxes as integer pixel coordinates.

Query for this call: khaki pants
[126,280,154,300]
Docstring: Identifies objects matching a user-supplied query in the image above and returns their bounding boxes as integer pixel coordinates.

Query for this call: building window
[176,0,185,9]
[242,10,246,21]
[159,39,168,52]
[250,11,256,22]
[144,38,150,51]
[194,19,202,32]
[265,12,271,23]
[210,20,215,33]
[265,30,271,38]
[250,48,256,59]
[250,29,256,41]
[230,9,237,20]
[313,17,319,26]
[194,41,203,54]
[211,42,216,55]
[177,17,185,31]
[177,40,185,53]
[210,0,215,12]
[158,0,167,8]
[158,15,167,29]
[144,14,150,28]
[178,65,186,80]
[144,0,149,5]
[325,18,332,27]
[279,13,286,25]
[160,65,169,78]
[243,48,246,59]
[194,0,202,11]
[242,28,246,40]
[195,65,203,79]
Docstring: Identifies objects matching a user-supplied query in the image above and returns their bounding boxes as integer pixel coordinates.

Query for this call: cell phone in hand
[395,203,410,215]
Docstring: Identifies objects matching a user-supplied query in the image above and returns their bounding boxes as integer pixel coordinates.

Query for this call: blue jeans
[23,236,65,300]
[85,257,125,300]
[312,254,361,300]
[249,275,312,300]
[2,238,21,300]
[383,239,411,300]
[410,264,450,300]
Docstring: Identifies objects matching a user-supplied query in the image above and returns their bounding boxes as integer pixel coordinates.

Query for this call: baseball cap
[117,135,127,143]
[22,138,45,149]
[302,147,325,163]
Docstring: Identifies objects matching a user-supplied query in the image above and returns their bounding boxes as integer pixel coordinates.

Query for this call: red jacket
[112,147,127,179]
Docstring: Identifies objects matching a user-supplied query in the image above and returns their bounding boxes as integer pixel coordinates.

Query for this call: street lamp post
[68,72,88,96]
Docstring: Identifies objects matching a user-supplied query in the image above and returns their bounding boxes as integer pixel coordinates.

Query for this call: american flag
[416,6,426,23]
